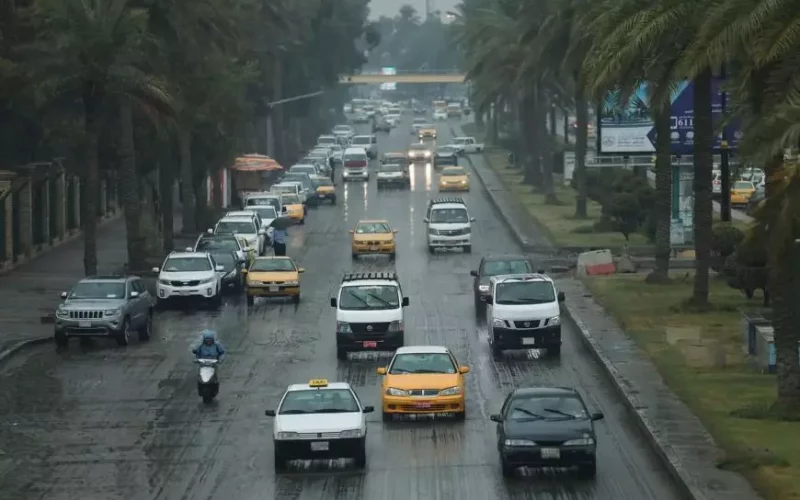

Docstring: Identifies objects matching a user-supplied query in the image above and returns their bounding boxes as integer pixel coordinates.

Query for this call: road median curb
[0,336,53,365]
[456,124,761,500]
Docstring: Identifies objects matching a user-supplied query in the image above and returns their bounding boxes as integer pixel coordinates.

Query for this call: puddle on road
[665,326,732,368]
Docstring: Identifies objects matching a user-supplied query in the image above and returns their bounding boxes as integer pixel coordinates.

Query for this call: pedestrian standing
[272,227,287,256]
[329,156,336,181]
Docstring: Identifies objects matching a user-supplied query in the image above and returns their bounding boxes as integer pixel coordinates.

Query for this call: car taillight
[713,180,720,185]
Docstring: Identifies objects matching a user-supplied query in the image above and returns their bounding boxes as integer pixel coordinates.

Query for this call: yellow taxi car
[730,180,756,206]
[279,193,305,224]
[418,126,437,140]
[377,345,469,421]
[408,142,432,162]
[242,256,304,305]
[310,175,336,204]
[438,165,470,191]
[350,219,398,259]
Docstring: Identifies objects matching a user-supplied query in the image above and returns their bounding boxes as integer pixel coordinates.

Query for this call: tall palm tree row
[0,0,375,271]
[453,0,800,410]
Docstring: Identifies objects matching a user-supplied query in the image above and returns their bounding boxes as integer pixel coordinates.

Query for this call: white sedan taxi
[265,379,374,471]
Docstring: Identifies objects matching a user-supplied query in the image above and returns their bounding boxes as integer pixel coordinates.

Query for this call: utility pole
[426,0,435,20]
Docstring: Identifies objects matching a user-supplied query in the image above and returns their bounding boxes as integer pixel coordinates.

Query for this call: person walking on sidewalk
[272,227,287,256]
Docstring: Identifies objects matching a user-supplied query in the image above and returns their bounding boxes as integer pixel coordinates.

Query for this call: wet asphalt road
[0,117,684,500]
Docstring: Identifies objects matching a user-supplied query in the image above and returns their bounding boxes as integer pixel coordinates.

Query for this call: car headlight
[283,280,299,286]
[492,318,507,328]
[56,308,69,318]
[339,428,364,438]
[224,270,237,278]
[424,151,431,157]
[504,439,537,446]
[276,432,298,440]
[461,180,467,184]
[548,315,561,325]
[428,228,439,235]
[463,226,471,234]
[385,387,409,397]
[199,277,215,285]
[438,386,462,396]
[104,309,121,317]
[478,285,489,292]
[158,279,171,286]
[387,320,403,332]
[337,321,351,333]
[563,437,594,446]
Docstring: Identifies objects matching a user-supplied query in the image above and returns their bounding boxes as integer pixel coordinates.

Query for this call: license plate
[415,402,432,409]
[370,246,379,251]
[362,341,377,348]
[78,321,91,328]
[179,290,191,296]
[522,338,536,346]
[269,286,279,292]
[541,448,560,459]
[310,441,329,452]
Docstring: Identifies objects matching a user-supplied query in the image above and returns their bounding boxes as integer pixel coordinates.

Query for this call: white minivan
[330,272,410,360]
[486,273,565,359]
[342,147,369,181]
[424,197,475,253]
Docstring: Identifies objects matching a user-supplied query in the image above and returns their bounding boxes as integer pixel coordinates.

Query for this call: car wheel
[274,449,288,472]
[138,312,153,342]
[381,412,392,422]
[116,318,131,346]
[246,294,254,306]
[292,294,300,304]
[300,218,305,225]
[353,442,367,468]
[54,332,68,348]
[501,459,515,477]
[211,291,222,309]
[352,253,358,260]
[428,245,435,254]
[549,344,561,357]
[491,341,502,360]
[336,345,347,360]
[578,460,596,478]
[389,252,396,261]
[474,296,484,315]
[331,196,336,204]
[464,245,472,254]
[454,409,466,421]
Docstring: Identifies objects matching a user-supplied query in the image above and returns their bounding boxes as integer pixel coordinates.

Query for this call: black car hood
[504,418,593,442]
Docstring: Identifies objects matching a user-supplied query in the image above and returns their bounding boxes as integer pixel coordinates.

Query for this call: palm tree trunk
[178,126,196,233]
[534,85,556,201]
[490,100,500,143]
[81,91,101,276]
[771,246,800,410]
[526,90,543,187]
[118,99,146,271]
[158,160,174,252]
[645,102,673,284]
[574,81,589,218]
[271,53,285,164]
[689,70,714,307]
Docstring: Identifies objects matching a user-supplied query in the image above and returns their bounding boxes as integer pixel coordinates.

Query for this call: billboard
[597,80,741,155]
[379,67,396,91]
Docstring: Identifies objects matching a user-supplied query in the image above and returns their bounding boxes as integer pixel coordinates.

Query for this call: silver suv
[54,276,154,347]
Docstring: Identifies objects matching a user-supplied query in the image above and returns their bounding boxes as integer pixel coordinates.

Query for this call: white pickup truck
[452,136,484,154]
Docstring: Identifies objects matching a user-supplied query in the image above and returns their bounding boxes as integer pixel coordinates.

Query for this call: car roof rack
[429,197,465,205]
[342,271,398,282]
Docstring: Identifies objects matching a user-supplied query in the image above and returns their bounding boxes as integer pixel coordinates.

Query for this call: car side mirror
[423,218,429,223]
[206,228,213,234]
[486,295,493,304]
[185,247,193,252]
[258,228,266,235]
[470,217,476,222]
[591,412,604,421]
[402,297,409,307]
[470,270,478,277]
[215,265,225,272]
[363,406,375,413]
[330,298,337,307]
[393,229,398,233]
[60,291,68,299]
[376,367,387,375]
[558,292,565,302]
[151,267,160,273]
[349,230,354,234]
[265,410,276,417]
[489,414,502,422]
[241,269,248,274]
[298,268,305,273]
[130,291,140,298]
[459,365,470,374]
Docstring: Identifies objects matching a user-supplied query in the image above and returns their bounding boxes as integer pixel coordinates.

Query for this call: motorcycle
[195,358,220,404]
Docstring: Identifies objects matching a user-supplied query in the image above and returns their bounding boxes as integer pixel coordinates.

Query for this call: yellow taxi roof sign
[309,379,328,388]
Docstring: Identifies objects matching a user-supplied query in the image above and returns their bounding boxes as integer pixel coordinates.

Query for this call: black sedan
[470,254,537,312]
[211,250,244,292]
[434,146,461,167]
[491,387,604,478]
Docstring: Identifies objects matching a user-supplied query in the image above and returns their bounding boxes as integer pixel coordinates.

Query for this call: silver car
[54,276,154,347]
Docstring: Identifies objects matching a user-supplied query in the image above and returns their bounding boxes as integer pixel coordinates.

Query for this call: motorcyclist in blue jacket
[192,329,226,361]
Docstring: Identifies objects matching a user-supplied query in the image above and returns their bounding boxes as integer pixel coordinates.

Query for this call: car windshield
[196,238,238,251]
[413,119,425,124]
[356,222,391,233]
[318,137,336,144]
[282,194,301,204]
[211,252,236,269]
[282,177,308,186]
[410,144,427,151]
[339,285,400,310]
[250,258,296,272]
[290,167,315,174]
[246,197,280,209]
[430,208,468,224]
[333,126,351,132]
[483,260,532,276]
[69,282,126,299]
[420,124,433,128]
[272,185,297,194]
[278,389,359,414]
[383,156,408,164]
[312,177,333,187]
[495,281,555,304]
[352,137,370,145]
[163,257,211,272]
[389,353,456,374]
[506,395,588,421]
[380,164,403,172]
[215,221,254,234]
[442,167,466,176]
[344,154,366,162]
[734,181,753,190]
[247,206,277,220]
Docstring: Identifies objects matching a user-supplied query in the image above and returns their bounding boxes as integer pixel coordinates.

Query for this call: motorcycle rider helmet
[201,329,217,345]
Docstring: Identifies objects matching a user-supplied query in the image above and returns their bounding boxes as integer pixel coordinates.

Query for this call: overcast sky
[369,0,459,19]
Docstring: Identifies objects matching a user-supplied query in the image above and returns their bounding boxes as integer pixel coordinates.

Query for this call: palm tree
[27,0,170,275]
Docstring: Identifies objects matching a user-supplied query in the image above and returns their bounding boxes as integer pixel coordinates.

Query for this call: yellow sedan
[730,181,756,206]
[243,256,305,305]
[438,166,470,191]
[279,193,305,224]
[350,220,397,259]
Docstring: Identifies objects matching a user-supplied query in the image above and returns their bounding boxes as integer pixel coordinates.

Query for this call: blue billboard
[597,79,741,155]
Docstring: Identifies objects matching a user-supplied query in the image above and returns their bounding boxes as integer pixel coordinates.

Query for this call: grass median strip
[583,274,800,500]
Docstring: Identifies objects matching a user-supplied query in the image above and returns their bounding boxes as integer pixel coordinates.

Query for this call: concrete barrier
[576,249,615,276]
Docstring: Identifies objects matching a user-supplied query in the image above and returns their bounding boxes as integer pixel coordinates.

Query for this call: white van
[424,197,475,253]
[342,147,369,181]
[330,272,410,360]
[486,273,565,358]
[271,182,306,205]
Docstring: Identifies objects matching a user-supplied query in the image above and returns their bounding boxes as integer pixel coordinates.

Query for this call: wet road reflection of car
[0,115,684,500]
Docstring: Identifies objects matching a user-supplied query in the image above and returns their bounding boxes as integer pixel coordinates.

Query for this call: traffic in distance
[32,95,684,499]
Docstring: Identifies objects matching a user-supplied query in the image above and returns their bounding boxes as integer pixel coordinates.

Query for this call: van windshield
[339,285,400,310]
[495,281,555,305]
[430,208,468,224]
[352,137,370,145]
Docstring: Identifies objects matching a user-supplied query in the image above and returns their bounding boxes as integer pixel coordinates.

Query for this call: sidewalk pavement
[454,121,763,500]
